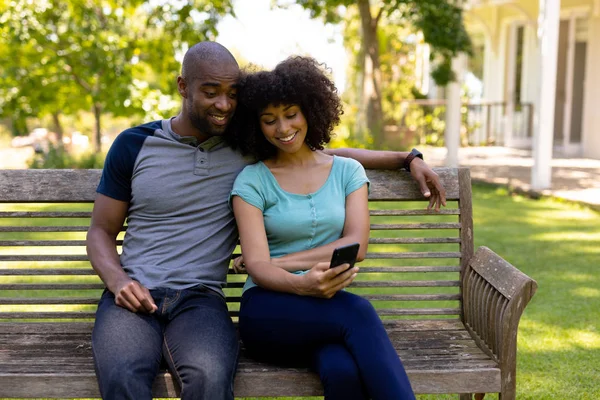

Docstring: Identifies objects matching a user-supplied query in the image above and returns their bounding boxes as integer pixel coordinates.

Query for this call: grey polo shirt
[97,119,252,296]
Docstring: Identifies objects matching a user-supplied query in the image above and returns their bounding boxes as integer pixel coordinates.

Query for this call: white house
[448,0,600,189]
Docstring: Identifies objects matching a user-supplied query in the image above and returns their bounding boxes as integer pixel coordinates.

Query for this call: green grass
[1,183,599,399]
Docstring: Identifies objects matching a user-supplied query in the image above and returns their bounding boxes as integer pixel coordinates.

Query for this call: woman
[230,56,415,400]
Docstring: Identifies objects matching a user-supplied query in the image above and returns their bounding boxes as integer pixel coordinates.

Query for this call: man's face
[181,60,239,138]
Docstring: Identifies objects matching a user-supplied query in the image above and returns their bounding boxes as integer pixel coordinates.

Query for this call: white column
[504,23,517,147]
[445,54,466,168]
[531,0,561,190]
[582,15,600,159]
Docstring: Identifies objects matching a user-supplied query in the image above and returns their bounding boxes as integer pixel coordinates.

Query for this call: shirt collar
[164,118,225,150]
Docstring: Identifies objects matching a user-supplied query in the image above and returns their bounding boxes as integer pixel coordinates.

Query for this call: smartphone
[329,243,360,270]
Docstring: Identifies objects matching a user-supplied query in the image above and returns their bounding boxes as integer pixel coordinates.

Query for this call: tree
[278,0,471,146]
[0,0,233,152]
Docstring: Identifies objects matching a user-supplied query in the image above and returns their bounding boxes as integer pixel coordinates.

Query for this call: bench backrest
[0,168,473,324]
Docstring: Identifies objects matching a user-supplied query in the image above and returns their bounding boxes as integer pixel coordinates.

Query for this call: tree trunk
[51,112,64,145]
[354,45,367,141]
[11,115,28,136]
[93,103,102,154]
[357,0,384,148]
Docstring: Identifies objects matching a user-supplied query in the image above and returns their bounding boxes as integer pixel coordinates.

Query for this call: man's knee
[178,357,236,399]
[96,362,156,400]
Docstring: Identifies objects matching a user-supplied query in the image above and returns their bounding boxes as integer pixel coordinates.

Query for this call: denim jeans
[92,285,238,400]
[239,287,416,400]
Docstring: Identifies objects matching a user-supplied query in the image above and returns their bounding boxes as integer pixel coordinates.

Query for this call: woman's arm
[232,196,358,297]
[271,185,370,270]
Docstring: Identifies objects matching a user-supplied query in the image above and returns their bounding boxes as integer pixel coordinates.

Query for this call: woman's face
[259,104,308,154]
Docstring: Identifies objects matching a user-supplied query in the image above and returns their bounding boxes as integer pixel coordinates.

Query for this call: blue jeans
[92,285,238,400]
[239,287,416,400]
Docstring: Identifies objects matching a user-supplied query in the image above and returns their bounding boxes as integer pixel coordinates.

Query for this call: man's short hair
[181,42,238,82]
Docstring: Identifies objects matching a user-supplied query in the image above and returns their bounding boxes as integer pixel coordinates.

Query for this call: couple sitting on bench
[87,41,444,400]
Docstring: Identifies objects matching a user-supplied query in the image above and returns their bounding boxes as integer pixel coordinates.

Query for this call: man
[87,41,445,400]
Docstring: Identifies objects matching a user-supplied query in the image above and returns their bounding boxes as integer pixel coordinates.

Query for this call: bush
[28,143,105,169]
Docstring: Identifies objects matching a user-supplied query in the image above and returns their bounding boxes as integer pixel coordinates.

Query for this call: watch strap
[403,148,423,172]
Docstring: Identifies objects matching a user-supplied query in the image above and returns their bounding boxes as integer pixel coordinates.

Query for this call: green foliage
[28,143,105,169]
[0,0,233,145]
[280,0,472,147]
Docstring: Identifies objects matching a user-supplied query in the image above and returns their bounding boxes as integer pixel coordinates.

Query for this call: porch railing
[387,100,533,147]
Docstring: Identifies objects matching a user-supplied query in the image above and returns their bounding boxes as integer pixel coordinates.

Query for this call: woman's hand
[232,256,246,274]
[298,262,358,298]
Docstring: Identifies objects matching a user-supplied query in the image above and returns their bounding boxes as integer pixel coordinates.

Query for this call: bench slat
[0,168,462,202]
[0,251,461,262]
[369,209,460,216]
[369,237,460,244]
[370,223,461,230]
[365,251,461,259]
[0,212,92,218]
[0,266,461,275]
[0,240,122,246]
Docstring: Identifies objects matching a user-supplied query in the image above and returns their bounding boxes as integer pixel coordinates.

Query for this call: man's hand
[409,158,446,211]
[232,255,246,274]
[298,262,358,298]
[112,278,157,314]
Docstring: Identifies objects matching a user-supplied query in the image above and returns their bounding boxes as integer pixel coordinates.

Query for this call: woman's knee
[341,293,379,323]
[317,353,366,400]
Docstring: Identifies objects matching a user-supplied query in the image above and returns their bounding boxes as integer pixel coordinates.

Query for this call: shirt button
[307,194,312,199]
[198,147,205,152]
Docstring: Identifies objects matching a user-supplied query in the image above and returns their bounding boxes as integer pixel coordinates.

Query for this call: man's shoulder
[118,120,162,139]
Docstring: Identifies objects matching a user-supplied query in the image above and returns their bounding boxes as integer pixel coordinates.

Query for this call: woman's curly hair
[232,56,343,160]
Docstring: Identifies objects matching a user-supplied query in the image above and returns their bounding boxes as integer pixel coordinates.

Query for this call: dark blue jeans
[92,285,238,400]
[239,287,416,400]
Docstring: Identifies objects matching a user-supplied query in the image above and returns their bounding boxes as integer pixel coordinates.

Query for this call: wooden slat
[0,368,502,398]
[0,212,92,218]
[369,237,460,244]
[0,297,243,305]
[0,226,123,232]
[0,284,104,290]
[365,251,461,259]
[0,266,460,274]
[0,255,89,261]
[0,168,461,202]
[377,308,460,316]
[0,312,97,319]
[363,294,461,301]
[0,170,101,203]
[0,298,100,305]
[351,280,460,288]
[0,269,96,275]
[370,223,460,230]
[356,266,461,273]
[0,240,122,246]
[0,210,460,217]
[369,209,460,216]
[366,168,461,201]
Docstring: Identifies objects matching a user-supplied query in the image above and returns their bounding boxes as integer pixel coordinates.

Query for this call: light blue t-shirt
[230,155,370,292]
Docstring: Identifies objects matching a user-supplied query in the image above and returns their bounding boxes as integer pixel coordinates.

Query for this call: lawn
[1,183,599,399]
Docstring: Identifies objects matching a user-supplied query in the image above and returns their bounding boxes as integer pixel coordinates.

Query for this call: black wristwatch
[403,148,424,172]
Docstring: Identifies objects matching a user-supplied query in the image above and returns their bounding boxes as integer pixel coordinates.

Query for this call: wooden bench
[0,167,537,399]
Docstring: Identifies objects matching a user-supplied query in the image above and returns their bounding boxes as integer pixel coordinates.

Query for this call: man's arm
[86,194,157,313]
[325,148,447,211]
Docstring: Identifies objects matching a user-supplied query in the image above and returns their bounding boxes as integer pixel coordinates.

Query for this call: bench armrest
[462,246,537,374]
